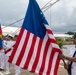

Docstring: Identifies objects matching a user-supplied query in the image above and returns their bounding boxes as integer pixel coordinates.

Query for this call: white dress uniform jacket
[3,40,15,56]
[0,40,5,69]
[69,45,76,75]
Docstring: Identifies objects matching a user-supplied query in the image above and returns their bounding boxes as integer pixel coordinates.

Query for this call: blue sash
[67,50,76,75]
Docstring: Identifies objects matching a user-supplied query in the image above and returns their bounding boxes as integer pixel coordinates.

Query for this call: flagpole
[50,0,51,28]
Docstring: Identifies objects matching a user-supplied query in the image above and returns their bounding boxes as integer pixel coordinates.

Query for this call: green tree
[65,31,74,35]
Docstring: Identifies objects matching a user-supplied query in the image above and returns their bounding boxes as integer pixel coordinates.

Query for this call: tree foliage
[65,31,74,35]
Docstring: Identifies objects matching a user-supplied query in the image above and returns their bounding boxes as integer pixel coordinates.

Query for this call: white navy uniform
[3,40,15,74]
[15,65,21,75]
[69,45,76,75]
[0,48,5,69]
[4,40,21,75]
[0,40,7,70]
[3,40,15,56]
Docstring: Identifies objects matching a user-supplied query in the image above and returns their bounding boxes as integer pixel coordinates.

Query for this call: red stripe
[46,29,58,44]
[39,38,50,75]
[46,29,53,34]
[46,51,55,75]
[54,55,60,75]
[0,27,2,34]
[24,35,37,69]
[8,28,24,63]
[49,38,57,44]
[31,39,43,72]
[52,48,62,53]
[16,31,30,66]
[0,48,2,50]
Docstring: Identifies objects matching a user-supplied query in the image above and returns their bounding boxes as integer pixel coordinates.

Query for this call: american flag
[8,0,61,75]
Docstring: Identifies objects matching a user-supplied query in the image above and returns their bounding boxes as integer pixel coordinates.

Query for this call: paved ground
[0,64,38,75]
[0,64,68,75]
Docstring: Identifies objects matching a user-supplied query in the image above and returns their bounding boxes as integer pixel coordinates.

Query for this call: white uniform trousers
[15,65,21,75]
[71,68,76,75]
[5,55,10,72]
[0,52,5,69]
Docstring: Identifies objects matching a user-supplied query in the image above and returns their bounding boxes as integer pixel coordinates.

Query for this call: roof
[54,34,73,38]
[2,26,20,36]
[1,26,73,38]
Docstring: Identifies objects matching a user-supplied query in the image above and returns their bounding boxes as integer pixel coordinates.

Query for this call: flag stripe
[51,43,60,49]
[35,34,48,74]
[8,28,24,63]
[0,27,2,34]
[42,43,52,75]
[27,37,40,71]
[39,38,50,74]
[24,35,37,69]
[52,48,61,53]
[46,51,55,75]
[31,39,43,72]
[44,25,50,30]
[48,34,55,40]
[19,32,34,68]
[45,25,53,35]
[54,56,60,75]
[50,52,59,75]
[16,31,30,66]
[46,29,53,35]
[49,38,57,44]
[12,29,28,64]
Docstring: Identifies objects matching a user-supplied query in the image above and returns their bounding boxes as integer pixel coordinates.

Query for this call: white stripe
[50,52,59,75]
[28,37,40,71]
[42,43,52,75]
[45,25,54,34]
[35,33,48,74]
[12,29,27,64]
[45,25,56,42]
[45,25,51,30]
[51,43,60,49]
[20,33,33,68]
[48,34,55,40]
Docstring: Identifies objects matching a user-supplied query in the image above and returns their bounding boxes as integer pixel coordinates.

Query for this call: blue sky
[0,0,76,33]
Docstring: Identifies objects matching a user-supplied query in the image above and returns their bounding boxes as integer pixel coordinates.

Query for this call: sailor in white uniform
[3,35,15,75]
[4,35,21,75]
[0,48,5,70]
